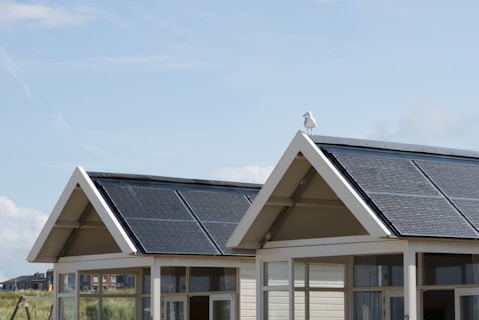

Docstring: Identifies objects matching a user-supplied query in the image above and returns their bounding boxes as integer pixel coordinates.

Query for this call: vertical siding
[240,260,257,320]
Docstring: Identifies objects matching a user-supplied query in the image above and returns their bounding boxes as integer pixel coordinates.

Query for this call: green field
[0,290,53,320]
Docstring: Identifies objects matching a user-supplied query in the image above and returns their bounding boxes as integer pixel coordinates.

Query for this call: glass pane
[354,255,403,287]
[58,297,75,320]
[424,253,477,285]
[265,291,289,320]
[460,295,479,320]
[354,292,381,320]
[102,297,135,320]
[161,267,186,293]
[264,261,289,286]
[164,300,184,320]
[143,268,151,294]
[212,300,231,320]
[105,274,136,294]
[294,263,306,288]
[59,272,76,293]
[294,291,305,320]
[143,297,151,320]
[80,274,99,294]
[190,267,237,292]
[390,296,404,320]
[309,263,345,288]
[310,291,345,320]
[80,297,98,319]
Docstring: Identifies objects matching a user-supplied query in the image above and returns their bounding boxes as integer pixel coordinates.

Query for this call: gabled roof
[28,167,260,263]
[228,131,479,249]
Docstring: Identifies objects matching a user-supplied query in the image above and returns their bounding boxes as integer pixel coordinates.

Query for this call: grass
[1,289,136,320]
[0,290,53,320]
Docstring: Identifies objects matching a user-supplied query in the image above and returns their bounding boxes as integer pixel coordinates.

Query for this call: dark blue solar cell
[371,194,479,238]
[329,151,439,196]
[179,190,252,222]
[125,219,219,255]
[416,160,479,199]
[451,199,479,231]
[97,181,193,221]
[203,222,240,255]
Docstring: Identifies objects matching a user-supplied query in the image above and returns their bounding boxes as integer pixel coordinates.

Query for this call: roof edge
[312,135,479,159]
[88,172,262,190]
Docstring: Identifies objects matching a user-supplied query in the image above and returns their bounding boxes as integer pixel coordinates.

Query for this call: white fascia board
[228,131,342,249]
[27,166,138,263]
[227,131,310,249]
[27,167,84,262]
[227,131,392,249]
[75,166,138,254]
[299,132,392,237]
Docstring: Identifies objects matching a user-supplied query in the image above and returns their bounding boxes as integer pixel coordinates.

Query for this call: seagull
[303,111,316,135]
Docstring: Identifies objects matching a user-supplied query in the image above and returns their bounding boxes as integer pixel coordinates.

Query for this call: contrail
[0,46,41,104]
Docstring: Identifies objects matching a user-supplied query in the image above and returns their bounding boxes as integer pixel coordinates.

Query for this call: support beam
[261,166,317,246]
[403,244,417,320]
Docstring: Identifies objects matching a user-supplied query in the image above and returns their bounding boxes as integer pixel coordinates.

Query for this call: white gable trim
[27,166,137,262]
[227,131,391,249]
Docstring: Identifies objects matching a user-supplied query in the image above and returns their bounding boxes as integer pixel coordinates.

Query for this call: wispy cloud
[95,54,202,70]
[369,103,479,149]
[0,0,98,28]
[0,46,40,103]
[212,165,274,184]
[96,54,171,64]
[0,195,50,281]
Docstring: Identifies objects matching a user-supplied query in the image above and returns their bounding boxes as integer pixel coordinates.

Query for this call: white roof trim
[227,131,391,249]
[27,166,137,262]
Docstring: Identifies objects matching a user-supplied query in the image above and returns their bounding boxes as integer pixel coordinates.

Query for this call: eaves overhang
[227,131,392,250]
[27,166,138,263]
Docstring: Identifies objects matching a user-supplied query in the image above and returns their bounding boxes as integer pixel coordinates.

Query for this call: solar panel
[203,222,239,255]
[371,194,479,238]
[96,181,194,221]
[416,160,479,199]
[321,146,479,239]
[179,190,252,222]
[450,199,479,231]
[125,219,219,254]
[92,177,259,255]
[327,150,439,196]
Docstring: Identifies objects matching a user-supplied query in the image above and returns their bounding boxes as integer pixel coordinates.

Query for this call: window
[190,267,236,292]
[58,272,76,320]
[79,272,137,320]
[263,261,290,320]
[423,253,479,285]
[161,267,186,293]
[294,262,345,320]
[354,255,403,287]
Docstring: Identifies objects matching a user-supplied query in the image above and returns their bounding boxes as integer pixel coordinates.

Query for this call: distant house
[228,131,479,320]
[1,270,53,291]
[28,168,260,320]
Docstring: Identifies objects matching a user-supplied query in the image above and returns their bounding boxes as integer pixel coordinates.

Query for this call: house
[1,270,53,291]
[228,131,479,320]
[28,168,260,320]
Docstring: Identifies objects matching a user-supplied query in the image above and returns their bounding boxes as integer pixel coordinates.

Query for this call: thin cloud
[0,0,98,28]
[96,54,171,64]
[95,54,201,70]
[0,46,40,104]
[0,196,50,281]
[369,103,479,149]
[212,165,273,184]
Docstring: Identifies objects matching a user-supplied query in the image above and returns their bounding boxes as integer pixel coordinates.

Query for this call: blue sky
[2,0,479,281]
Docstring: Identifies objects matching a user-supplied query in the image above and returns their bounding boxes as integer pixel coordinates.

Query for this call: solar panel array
[322,146,479,239]
[92,178,259,255]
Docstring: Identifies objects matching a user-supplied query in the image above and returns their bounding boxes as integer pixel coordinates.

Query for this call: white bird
[303,111,316,135]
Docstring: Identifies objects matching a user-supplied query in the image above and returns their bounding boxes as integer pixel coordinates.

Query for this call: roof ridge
[87,172,262,189]
[312,135,479,159]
